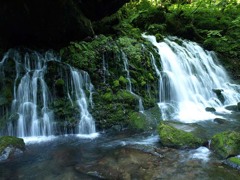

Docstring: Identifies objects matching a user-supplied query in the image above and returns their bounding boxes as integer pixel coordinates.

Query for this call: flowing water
[69,67,96,134]
[0,49,96,137]
[0,132,240,179]
[122,51,145,113]
[143,34,240,123]
[1,38,240,179]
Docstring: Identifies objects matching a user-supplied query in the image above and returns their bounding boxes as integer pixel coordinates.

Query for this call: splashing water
[69,67,96,134]
[143,34,240,123]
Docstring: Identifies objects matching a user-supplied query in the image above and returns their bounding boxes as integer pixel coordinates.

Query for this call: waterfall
[0,50,56,137]
[69,67,96,134]
[122,51,144,113]
[143,34,240,123]
[102,53,109,84]
[0,49,96,137]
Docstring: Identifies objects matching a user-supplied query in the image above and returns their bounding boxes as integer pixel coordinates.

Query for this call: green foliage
[113,80,120,88]
[119,76,128,85]
[60,35,116,72]
[102,92,114,102]
[164,0,240,58]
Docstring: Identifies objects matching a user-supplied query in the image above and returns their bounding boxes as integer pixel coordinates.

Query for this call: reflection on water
[0,132,239,179]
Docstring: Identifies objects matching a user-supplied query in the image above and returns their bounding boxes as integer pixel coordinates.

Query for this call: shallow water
[0,132,239,180]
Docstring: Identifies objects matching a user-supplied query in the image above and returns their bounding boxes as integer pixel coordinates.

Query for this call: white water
[189,147,211,162]
[1,50,55,137]
[0,49,97,137]
[69,68,96,134]
[143,34,240,123]
[122,51,145,113]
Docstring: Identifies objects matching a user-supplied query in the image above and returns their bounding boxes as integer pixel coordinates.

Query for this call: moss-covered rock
[0,136,25,161]
[157,122,203,149]
[225,156,240,170]
[211,131,240,158]
[0,136,25,153]
[128,112,147,131]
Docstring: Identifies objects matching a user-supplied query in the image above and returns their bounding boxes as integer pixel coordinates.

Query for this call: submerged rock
[0,136,25,161]
[211,131,240,158]
[157,122,203,149]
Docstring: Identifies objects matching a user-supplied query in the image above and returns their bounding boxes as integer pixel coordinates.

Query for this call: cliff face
[0,0,129,48]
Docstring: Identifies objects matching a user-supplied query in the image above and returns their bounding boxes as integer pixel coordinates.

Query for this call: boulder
[213,118,227,124]
[157,122,203,149]
[211,131,240,158]
[205,107,216,112]
[225,105,238,112]
[212,89,224,104]
[225,156,240,170]
[0,136,25,161]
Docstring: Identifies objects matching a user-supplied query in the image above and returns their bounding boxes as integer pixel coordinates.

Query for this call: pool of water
[0,131,239,179]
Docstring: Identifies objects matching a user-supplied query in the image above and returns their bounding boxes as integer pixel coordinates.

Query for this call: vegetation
[0,136,25,154]
[211,131,240,158]
[157,122,203,148]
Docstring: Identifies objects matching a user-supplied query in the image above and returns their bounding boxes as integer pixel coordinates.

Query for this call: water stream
[0,49,96,137]
[1,132,239,179]
[143,34,240,123]
[122,51,145,113]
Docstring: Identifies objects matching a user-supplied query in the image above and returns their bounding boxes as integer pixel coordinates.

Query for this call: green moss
[228,157,240,166]
[55,79,65,97]
[119,76,128,85]
[157,122,203,149]
[55,79,64,86]
[211,131,240,158]
[117,90,136,105]
[52,98,79,124]
[0,136,25,153]
[129,112,147,130]
[102,92,114,102]
[113,80,120,88]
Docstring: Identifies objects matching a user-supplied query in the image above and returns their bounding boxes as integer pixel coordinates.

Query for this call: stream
[1,130,240,179]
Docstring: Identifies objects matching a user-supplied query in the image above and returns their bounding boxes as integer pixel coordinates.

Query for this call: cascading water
[0,50,56,137]
[122,51,144,113]
[102,53,109,84]
[143,34,240,123]
[68,67,96,134]
[0,49,97,137]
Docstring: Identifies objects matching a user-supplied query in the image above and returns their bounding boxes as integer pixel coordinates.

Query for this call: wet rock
[51,147,79,167]
[213,118,227,124]
[237,102,240,111]
[0,136,25,161]
[75,147,163,179]
[225,105,239,112]
[211,131,240,158]
[205,107,216,112]
[224,155,240,170]
[157,122,203,149]
[212,89,225,104]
